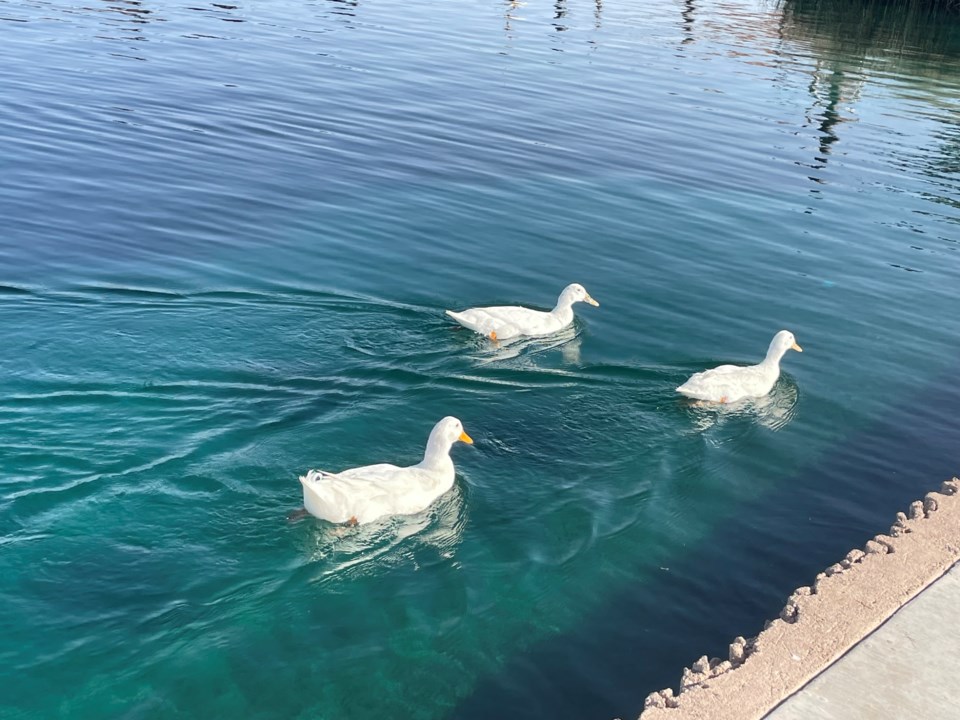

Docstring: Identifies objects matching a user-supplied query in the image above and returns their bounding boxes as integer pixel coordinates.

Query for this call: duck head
[427,416,473,448]
[766,330,803,362]
[558,283,600,308]
[422,416,473,467]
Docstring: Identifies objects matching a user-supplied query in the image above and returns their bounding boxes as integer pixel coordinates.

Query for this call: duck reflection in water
[326,0,358,17]
[472,323,582,365]
[681,0,696,45]
[300,479,469,579]
[685,378,801,433]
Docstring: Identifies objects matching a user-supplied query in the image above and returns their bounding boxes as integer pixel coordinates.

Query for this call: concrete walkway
[766,563,960,720]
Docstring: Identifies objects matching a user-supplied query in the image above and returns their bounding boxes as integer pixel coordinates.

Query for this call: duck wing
[446,305,550,339]
[676,364,757,402]
[301,463,405,523]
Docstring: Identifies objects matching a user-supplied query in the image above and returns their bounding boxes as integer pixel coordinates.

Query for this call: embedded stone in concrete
[779,602,798,624]
[644,692,667,710]
[845,549,864,565]
[729,637,747,665]
[691,656,710,674]
[908,500,924,520]
[872,535,896,553]
[711,660,732,676]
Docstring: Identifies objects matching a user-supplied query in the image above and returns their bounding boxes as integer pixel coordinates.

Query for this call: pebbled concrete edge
[635,477,960,720]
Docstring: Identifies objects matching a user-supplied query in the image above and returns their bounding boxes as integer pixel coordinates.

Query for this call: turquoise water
[2,0,959,718]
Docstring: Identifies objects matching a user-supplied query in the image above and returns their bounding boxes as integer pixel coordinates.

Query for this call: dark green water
[1,1,958,718]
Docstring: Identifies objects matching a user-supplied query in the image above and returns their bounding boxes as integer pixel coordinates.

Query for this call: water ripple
[2,0,960,719]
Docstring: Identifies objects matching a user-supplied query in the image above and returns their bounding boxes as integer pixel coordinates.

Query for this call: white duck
[676,330,803,404]
[298,417,473,525]
[445,283,599,341]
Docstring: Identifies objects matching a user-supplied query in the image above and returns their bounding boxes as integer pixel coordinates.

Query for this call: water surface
[1,1,959,718]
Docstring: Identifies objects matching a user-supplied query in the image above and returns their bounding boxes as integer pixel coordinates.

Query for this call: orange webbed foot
[346,516,359,527]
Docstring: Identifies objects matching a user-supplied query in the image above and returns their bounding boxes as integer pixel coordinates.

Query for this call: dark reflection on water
[781,0,960,59]
[801,66,847,177]
[92,0,154,52]
[680,0,696,45]
[80,0,250,45]
[325,0,358,18]
[100,0,153,24]
[925,121,960,211]
[554,0,568,32]
[683,378,800,434]
[502,0,604,43]
[781,0,960,207]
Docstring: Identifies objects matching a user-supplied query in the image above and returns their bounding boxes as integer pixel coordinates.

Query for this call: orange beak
[791,342,803,352]
[459,431,474,444]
